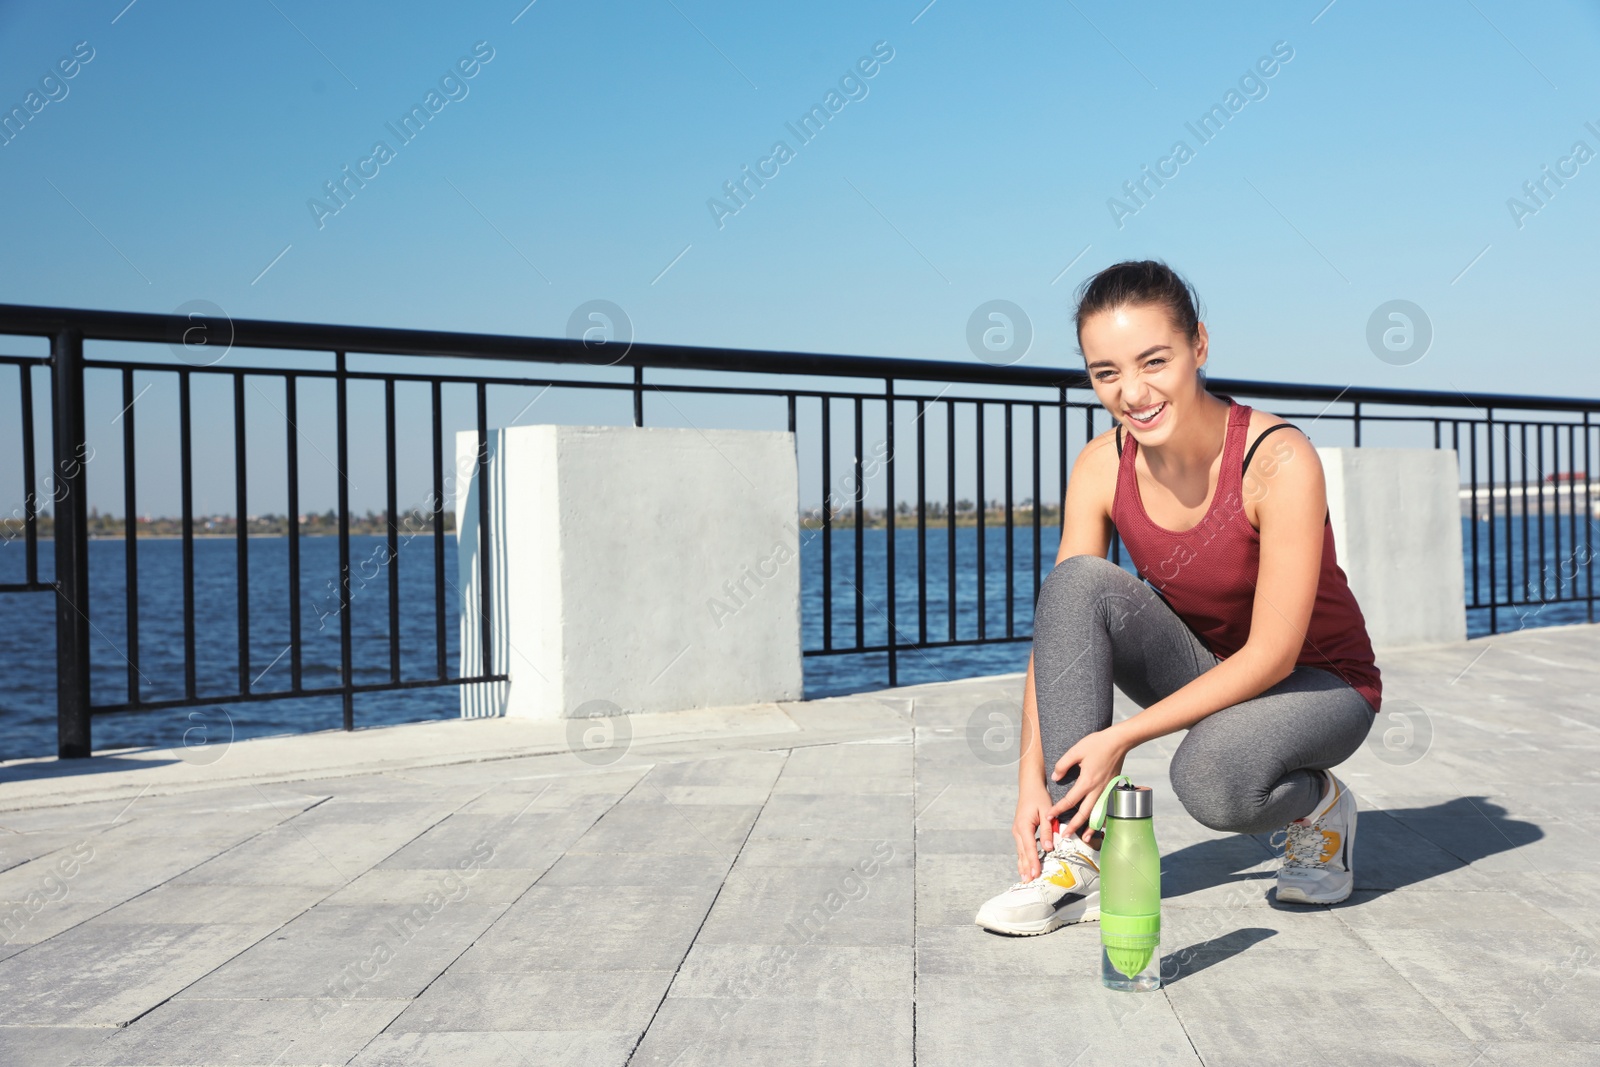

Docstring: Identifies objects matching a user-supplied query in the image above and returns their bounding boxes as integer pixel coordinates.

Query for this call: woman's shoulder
[1242,406,1311,461]
[1081,424,1123,472]
[1067,425,1122,509]
[1240,406,1324,506]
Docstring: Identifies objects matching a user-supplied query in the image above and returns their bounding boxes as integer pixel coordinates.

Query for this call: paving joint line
[621,749,794,1066]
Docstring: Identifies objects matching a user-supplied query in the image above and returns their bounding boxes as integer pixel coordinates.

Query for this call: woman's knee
[1037,555,1130,614]
[1168,743,1270,833]
[1047,553,1125,585]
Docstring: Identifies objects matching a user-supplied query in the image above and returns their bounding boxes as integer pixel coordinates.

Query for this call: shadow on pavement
[1160,927,1278,984]
[1158,795,1543,903]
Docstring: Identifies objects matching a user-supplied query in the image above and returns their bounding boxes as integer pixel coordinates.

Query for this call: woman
[975,259,1381,936]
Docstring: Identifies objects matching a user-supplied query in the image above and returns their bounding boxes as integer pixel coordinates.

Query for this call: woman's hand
[1012,779,1058,883]
[1047,725,1133,839]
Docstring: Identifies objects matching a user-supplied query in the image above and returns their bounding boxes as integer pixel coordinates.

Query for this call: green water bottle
[1088,775,1162,991]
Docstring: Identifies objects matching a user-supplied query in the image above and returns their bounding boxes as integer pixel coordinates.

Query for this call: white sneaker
[974,824,1101,935]
[1272,770,1357,904]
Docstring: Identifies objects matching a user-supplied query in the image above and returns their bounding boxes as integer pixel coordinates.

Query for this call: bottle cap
[1107,783,1153,819]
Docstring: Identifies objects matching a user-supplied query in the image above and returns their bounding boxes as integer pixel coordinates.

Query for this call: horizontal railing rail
[1,302,1595,758]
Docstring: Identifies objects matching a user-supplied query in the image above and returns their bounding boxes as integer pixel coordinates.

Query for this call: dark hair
[1072,259,1203,359]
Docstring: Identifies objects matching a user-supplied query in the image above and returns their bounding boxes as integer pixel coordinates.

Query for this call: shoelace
[1270,819,1330,869]
[1009,842,1087,890]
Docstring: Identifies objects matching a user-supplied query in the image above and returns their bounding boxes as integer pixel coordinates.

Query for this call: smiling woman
[972,259,1383,940]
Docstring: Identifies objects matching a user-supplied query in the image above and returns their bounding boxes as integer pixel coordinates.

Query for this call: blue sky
[2,0,1597,517]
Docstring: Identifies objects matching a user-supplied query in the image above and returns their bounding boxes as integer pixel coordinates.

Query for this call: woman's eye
[1146,358,1166,368]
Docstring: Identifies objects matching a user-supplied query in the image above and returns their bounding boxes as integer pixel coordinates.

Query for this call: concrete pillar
[454,425,804,719]
[1318,447,1467,649]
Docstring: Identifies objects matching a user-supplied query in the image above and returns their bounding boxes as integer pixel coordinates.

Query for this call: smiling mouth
[1126,401,1166,425]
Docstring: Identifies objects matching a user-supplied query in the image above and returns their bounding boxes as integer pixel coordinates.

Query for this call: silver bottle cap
[1107,783,1153,819]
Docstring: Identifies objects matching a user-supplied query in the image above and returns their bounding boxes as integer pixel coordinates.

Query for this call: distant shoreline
[78,532,452,541]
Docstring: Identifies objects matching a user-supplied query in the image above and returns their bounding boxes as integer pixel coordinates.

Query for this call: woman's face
[1080,302,1208,443]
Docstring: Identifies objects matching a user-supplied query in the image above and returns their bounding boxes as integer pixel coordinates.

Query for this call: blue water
[0,515,1594,760]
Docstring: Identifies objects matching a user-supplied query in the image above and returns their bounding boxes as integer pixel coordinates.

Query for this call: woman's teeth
[1129,402,1165,424]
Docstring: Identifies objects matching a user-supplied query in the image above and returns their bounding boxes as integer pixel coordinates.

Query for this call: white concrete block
[454,425,803,719]
[1318,447,1467,650]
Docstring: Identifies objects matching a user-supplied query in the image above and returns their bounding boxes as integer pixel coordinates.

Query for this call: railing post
[52,327,91,758]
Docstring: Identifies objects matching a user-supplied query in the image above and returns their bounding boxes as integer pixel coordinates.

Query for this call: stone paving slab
[0,919,283,1026]
[0,623,1595,1063]
[70,997,409,1066]
[346,1029,639,1067]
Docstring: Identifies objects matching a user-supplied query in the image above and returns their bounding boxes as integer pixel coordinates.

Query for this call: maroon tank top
[1111,397,1381,714]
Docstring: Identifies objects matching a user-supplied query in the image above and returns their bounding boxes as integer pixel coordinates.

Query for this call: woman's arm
[1048,424,1328,838]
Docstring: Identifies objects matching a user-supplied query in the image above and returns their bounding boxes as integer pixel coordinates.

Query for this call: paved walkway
[2,622,1599,1066]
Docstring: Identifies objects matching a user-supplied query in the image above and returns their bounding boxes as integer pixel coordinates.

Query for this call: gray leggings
[1032,554,1376,835]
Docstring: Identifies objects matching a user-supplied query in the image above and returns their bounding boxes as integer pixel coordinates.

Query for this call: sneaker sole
[1276,783,1357,906]
[1274,878,1352,905]
[976,904,1101,936]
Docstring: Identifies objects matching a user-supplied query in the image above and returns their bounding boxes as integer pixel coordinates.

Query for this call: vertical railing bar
[180,368,197,700]
[822,395,832,653]
[52,329,91,758]
[633,364,643,427]
[976,400,986,641]
[1568,423,1579,604]
[916,397,927,647]
[1353,400,1362,447]
[1451,417,1459,619]
[234,371,251,695]
[336,351,354,730]
[946,399,956,644]
[1520,423,1529,608]
[121,368,139,707]
[853,395,864,652]
[385,377,400,684]
[285,373,302,691]
[431,380,446,680]
[1468,418,1480,618]
[1031,403,1041,613]
[1585,412,1594,624]
[1497,422,1510,614]
[1003,400,1014,639]
[1486,408,1497,627]
[885,379,896,685]
[793,391,806,655]
[475,380,492,679]
[1536,419,1546,604]
[20,363,38,586]
[1554,422,1564,602]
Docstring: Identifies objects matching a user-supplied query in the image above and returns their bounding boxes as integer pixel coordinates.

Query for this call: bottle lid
[1107,783,1153,819]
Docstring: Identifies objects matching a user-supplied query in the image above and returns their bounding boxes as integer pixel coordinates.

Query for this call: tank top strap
[1220,398,1253,497]
[1115,416,1138,492]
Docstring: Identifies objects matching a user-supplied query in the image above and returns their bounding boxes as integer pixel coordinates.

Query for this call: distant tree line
[1,506,456,540]
[800,499,1060,530]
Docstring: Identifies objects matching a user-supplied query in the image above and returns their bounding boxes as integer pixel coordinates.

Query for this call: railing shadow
[0,752,183,785]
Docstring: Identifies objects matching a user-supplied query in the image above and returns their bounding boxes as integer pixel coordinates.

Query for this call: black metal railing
[1,303,1596,758]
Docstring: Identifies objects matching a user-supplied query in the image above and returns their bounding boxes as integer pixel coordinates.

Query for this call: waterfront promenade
[1,622,1598,1066]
